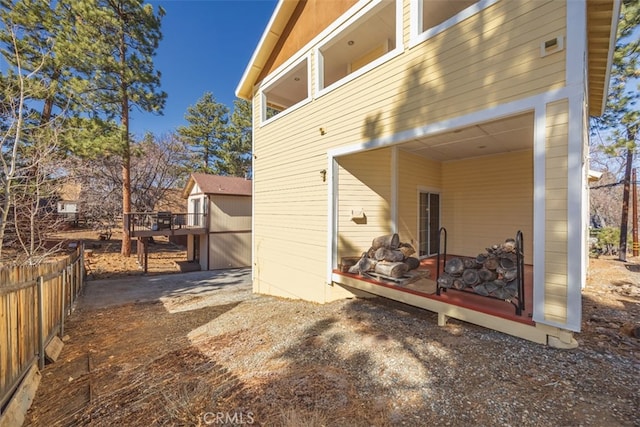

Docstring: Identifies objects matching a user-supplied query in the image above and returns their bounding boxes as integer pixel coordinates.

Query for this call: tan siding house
[183,174,252,271]
[237,0,620,346]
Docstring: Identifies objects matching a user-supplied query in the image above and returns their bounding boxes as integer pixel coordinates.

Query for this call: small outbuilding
[182,173,252,270]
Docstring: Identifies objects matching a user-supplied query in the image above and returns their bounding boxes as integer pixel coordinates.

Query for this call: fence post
[79,243,84,294]
[60,268,66,338]
[37,276,45,370]
[80,243,85,292]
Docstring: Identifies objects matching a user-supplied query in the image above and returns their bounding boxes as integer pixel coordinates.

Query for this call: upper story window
[261,56,310,124]
[410,0,498,47]
[317,0,401,95]
[191,197,201,226]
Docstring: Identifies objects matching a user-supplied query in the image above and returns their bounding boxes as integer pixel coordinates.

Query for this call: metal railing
[124,212,206,235]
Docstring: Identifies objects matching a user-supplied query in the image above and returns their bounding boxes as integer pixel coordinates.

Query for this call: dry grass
[24,249,639,427]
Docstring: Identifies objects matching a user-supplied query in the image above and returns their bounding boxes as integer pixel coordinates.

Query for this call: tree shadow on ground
[24,300,248,427]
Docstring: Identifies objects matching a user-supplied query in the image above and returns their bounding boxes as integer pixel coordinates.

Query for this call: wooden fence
[0,246,85,414]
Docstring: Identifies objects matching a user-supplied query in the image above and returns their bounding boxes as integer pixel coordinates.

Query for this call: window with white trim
[191,197,202,227]
[261,56,310,123]
[317,0,399,93]
[411,0,498,46]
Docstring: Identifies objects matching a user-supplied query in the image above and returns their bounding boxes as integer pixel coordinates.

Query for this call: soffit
[236,0,300,100]
[236,0,356,101]
[400,113,534,162]
[587,0,619,116]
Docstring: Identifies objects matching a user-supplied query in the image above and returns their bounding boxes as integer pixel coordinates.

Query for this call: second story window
[410,0,497,46]
[261,56,310,123]
[192,198,201,227]
[421,0,476,32]
[317,0,399,93]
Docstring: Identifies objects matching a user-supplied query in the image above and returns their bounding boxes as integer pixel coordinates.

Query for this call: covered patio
[328,110,545,342]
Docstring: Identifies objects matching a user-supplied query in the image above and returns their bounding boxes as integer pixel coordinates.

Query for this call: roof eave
[597,0,621,116]
[182,175,195,199]
[235,0,300,100]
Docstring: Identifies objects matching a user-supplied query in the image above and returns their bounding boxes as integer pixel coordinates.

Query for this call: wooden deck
[124,212,206,238]
[333,254,535,327]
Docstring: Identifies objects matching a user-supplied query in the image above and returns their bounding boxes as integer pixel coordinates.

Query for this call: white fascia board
[259,0,373,91]
[236,0,288,99]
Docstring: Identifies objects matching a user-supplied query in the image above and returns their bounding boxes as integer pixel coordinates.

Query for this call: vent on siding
[540,36,564,57]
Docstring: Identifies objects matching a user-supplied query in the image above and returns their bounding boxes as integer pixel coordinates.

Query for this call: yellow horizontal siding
[337,148,392,260]
[255,257,327,301]
[544,99,569,323]
[251,1,570,305]
[397,149,442,246]
[440,150,533,263]
[286,0,566,140]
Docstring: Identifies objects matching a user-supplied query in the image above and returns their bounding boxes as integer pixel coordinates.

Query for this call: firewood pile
[437,238,520,300]
[345,233,423,280]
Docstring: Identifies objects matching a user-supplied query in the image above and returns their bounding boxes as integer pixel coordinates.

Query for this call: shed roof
[59,182,81,201]
[236,0,620,116]
[182,173,252,198]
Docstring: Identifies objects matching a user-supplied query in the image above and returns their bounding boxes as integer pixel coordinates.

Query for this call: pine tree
[592,0,639,261]
[216,98,252,177]
[74,0,166,256]
[177,92,229,173]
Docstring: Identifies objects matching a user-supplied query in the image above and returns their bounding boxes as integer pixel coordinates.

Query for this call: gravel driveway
[80,268,254,310]
[25,265,639,427]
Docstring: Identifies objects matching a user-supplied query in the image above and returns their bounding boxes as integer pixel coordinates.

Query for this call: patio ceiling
[399,112,534,162]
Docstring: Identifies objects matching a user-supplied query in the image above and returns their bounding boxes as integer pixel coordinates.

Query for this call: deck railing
[124,212,206,235]
[0,246,85,414]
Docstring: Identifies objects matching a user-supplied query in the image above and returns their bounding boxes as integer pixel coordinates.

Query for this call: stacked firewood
[348,233,421,278]
[437,238,520,300]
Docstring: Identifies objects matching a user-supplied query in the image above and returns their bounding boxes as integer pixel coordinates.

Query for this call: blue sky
[132,0,278,137]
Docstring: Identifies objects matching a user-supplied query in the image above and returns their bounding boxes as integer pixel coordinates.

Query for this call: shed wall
[209,195,252,232]
[209,232,252,270]
[206,195,252,270]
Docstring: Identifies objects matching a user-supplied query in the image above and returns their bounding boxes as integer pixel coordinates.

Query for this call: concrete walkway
[79,268,253,311]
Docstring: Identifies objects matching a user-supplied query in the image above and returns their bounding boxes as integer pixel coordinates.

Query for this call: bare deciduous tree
[71,132,191,229]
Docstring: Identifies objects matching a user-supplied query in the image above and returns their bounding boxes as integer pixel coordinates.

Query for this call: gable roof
[59,182,81,201]
[182,173,252,198]
[236,0,299,101]
[236,0,620,116]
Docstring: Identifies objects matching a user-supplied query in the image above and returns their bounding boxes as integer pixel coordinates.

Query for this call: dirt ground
[22,230,640,427]
[51,227,189,279]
